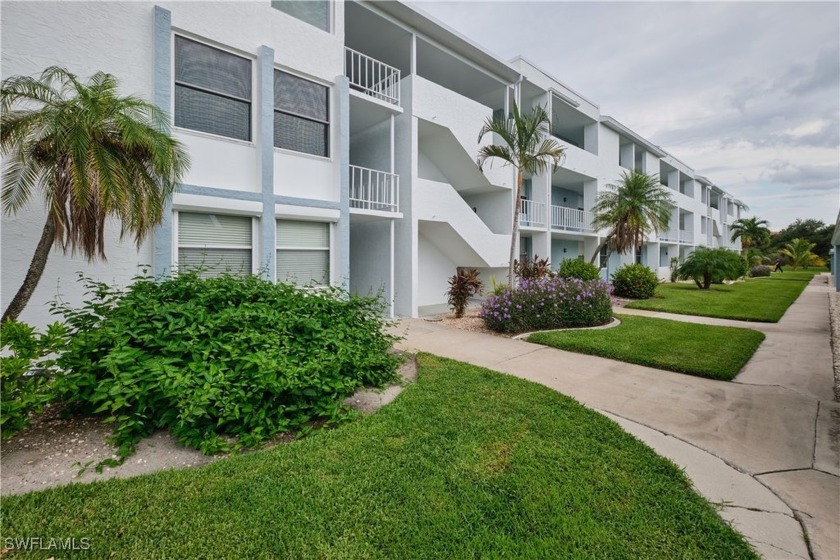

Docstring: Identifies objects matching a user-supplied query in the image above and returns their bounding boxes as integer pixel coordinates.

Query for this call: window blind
[276,220,329,285]
[274,70,329,156]
[174,36,252,141]
[178,213,252,278]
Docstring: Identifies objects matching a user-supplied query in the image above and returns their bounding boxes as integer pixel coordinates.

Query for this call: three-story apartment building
[1,0,747,327]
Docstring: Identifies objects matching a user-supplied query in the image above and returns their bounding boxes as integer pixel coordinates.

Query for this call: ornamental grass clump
[480,276,612,334]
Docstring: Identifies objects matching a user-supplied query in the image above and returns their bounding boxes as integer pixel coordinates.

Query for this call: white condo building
[1,0,747,327]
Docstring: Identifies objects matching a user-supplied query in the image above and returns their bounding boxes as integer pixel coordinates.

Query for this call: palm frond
[1,66,189,260]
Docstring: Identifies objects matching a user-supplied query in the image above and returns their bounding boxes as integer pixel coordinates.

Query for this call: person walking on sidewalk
[774,258,784,273]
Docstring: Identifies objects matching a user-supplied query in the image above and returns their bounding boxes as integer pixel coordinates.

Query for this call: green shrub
[480,276,613,333]
[447,268,482,318]
[513,255,552,281]
[749,265,771,277]
[611,264,659,299]
[0,320,66,439]
[677,247,743,289]
[52,272,401,457]
[557,258,601,281]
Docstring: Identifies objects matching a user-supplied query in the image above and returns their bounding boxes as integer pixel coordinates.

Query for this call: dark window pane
[175,36,251,100]
[274,112,327,156]
[274,71,328,121]
[175,86,250,141]
[271,1,329,32]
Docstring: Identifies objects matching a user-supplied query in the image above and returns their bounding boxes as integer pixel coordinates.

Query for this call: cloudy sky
[412,0,840,231]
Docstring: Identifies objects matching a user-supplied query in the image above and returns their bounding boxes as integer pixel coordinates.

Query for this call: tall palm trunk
[589,230,615,265]
[2,217,55,322]
[509,171,523,287]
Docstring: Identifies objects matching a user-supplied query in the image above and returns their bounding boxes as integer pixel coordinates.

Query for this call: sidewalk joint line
[717,503,794,519]
[754,467,811,477]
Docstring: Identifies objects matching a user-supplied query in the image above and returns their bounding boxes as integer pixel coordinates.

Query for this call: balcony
[519,199,546,228]
[679,230,694,244]
[550,206,595,233]
[349,165,399,213]
[659,229,678,242]
[345,47,400,106]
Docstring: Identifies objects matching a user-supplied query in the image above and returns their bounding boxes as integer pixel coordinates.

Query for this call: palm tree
[676,247,743,289]
[477,103,565,286]
[730,216,770,253]
[1,67,189,322]
[780,238,816,271]
[588,170,673,264]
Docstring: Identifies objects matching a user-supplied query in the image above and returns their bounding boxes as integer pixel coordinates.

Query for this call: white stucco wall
[417,233,456,307]
[1,1,347,329]
[349,221,392,302]
[412,75,510,190]
[1,2,159,329]
[350,121,392,172]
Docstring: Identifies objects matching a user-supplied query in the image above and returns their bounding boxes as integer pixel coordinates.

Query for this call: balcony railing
[519,199,546,228]
[679,231,694,244]
[344,47,400,106]
[550,206,595,232]
[349,165,399,213]
[659,230,678,242]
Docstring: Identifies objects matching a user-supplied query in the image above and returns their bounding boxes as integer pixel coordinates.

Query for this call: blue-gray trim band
[176,184,341,210]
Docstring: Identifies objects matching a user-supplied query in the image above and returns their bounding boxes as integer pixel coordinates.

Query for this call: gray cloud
[762,163,840,193]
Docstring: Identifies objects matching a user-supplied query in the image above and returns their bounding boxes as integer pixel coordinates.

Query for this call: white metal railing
[349,165,399,212]
[550,205,595,232]
[344,47,401,106]
[679,230,694,244]
[659,229,678,242]
[519,199,546,228]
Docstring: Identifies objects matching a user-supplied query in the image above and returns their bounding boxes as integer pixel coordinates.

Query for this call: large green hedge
[51,272,400,457]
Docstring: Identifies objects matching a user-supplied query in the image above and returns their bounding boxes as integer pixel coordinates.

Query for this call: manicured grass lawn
[529,315,765,380]
[1,354,757,559]
[624,270,821,322]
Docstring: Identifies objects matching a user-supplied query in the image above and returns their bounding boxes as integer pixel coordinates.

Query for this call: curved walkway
[394,275,839,560]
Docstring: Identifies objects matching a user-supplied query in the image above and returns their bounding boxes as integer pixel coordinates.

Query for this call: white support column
[410,34,416,76]
[390,114,395,174]
[389,219,395,318]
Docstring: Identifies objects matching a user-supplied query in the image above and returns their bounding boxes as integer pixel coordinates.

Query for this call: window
[274,70,329,156]
[174,36,252,141]
[177,213,253,277]
[271,1,330,32]
[276,220,330,286]
[599,246,609,269]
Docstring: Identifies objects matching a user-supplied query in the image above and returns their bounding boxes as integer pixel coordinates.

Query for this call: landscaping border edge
[513,317,622,340]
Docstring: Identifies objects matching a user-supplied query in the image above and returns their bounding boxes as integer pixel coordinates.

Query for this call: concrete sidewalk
[394,275,839,560]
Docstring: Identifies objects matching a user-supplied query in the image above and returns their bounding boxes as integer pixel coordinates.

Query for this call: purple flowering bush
[480,276,613,334]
